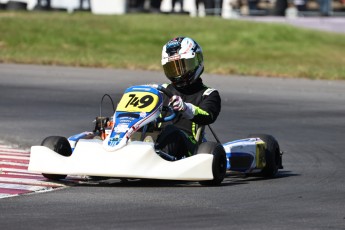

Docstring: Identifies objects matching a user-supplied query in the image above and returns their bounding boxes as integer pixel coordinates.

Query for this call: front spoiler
[28,140,214,181]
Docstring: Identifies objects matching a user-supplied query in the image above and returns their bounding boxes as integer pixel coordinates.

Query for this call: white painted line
[0,162,29,167]
[0,144,72,199]
[0,178,65,187]
[0,155,30,160]
[1,168,33,173]
[0,148,29,153]
[0,151,30,156]
[0,171,42,177]
[0,182,49,191]
[0,193,18,199]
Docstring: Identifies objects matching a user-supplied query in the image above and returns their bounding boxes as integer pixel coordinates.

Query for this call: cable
[99,94,115,131]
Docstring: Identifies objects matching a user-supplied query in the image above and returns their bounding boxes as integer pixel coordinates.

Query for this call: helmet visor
[163,57,198,81]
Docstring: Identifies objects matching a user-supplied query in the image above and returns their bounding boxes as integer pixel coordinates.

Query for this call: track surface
[0,64,344,229]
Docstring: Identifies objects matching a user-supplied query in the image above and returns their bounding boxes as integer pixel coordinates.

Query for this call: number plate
[116,92,159,113]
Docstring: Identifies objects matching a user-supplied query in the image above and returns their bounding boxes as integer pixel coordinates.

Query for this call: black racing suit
[155,78,221,159]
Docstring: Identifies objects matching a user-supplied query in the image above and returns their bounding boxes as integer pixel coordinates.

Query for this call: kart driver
[155,36,221,160]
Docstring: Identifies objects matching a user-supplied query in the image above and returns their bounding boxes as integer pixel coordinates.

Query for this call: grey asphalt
[0,64,345,229]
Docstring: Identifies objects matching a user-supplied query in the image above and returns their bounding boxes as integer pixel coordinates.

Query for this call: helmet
[161,37,204,88]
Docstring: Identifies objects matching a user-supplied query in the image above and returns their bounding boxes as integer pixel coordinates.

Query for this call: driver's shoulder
[203,88,217,97]
[161,83,170,89]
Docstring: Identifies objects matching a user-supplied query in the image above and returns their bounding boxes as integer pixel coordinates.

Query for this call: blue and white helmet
[161,37,204,88]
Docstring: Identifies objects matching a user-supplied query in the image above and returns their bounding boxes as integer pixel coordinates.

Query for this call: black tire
[197,142,227,186]
[247,134,281,177]
[41,136,72,180]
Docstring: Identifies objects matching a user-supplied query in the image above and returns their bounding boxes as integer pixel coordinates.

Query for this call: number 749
[125,94,154,109]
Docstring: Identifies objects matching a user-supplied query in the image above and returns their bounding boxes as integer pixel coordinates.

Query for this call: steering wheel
[155,85,178,123]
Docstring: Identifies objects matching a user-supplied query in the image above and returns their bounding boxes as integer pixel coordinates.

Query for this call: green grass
[1,12,345,79]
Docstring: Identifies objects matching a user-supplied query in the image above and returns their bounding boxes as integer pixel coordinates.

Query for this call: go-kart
[28,84,283,186]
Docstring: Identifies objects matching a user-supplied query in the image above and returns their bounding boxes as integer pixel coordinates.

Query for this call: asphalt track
[0,64,345,229]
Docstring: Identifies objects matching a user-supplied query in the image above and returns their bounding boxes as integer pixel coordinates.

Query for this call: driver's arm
[190,90,221,125]
[170,90,221,125]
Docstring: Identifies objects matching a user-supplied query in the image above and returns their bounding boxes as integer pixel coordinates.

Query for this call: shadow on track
[60,170,299,188]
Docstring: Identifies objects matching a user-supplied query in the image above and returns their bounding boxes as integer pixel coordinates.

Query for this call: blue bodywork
[223,139,258,172]
[106,85,163,147]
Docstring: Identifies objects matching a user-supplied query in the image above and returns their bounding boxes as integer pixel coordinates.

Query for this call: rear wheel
[247,134,281,177]
[41,136,72,180]
[197,142,227,186]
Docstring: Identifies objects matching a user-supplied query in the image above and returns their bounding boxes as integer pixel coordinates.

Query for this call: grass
[0,12,345,80]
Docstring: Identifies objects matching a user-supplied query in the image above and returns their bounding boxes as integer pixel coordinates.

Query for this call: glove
[169,95,186,112]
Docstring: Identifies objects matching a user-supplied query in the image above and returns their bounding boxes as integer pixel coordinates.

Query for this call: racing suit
[155,78,221,159]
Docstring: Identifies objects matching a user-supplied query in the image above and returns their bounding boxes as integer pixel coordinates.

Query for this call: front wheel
[197,142,227,186]
[41,136,72,180]
[247,134,281,178]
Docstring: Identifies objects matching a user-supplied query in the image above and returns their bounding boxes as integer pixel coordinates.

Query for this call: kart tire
[41,136,72,180]
[247,134,280,177]
[197,142,227,186]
